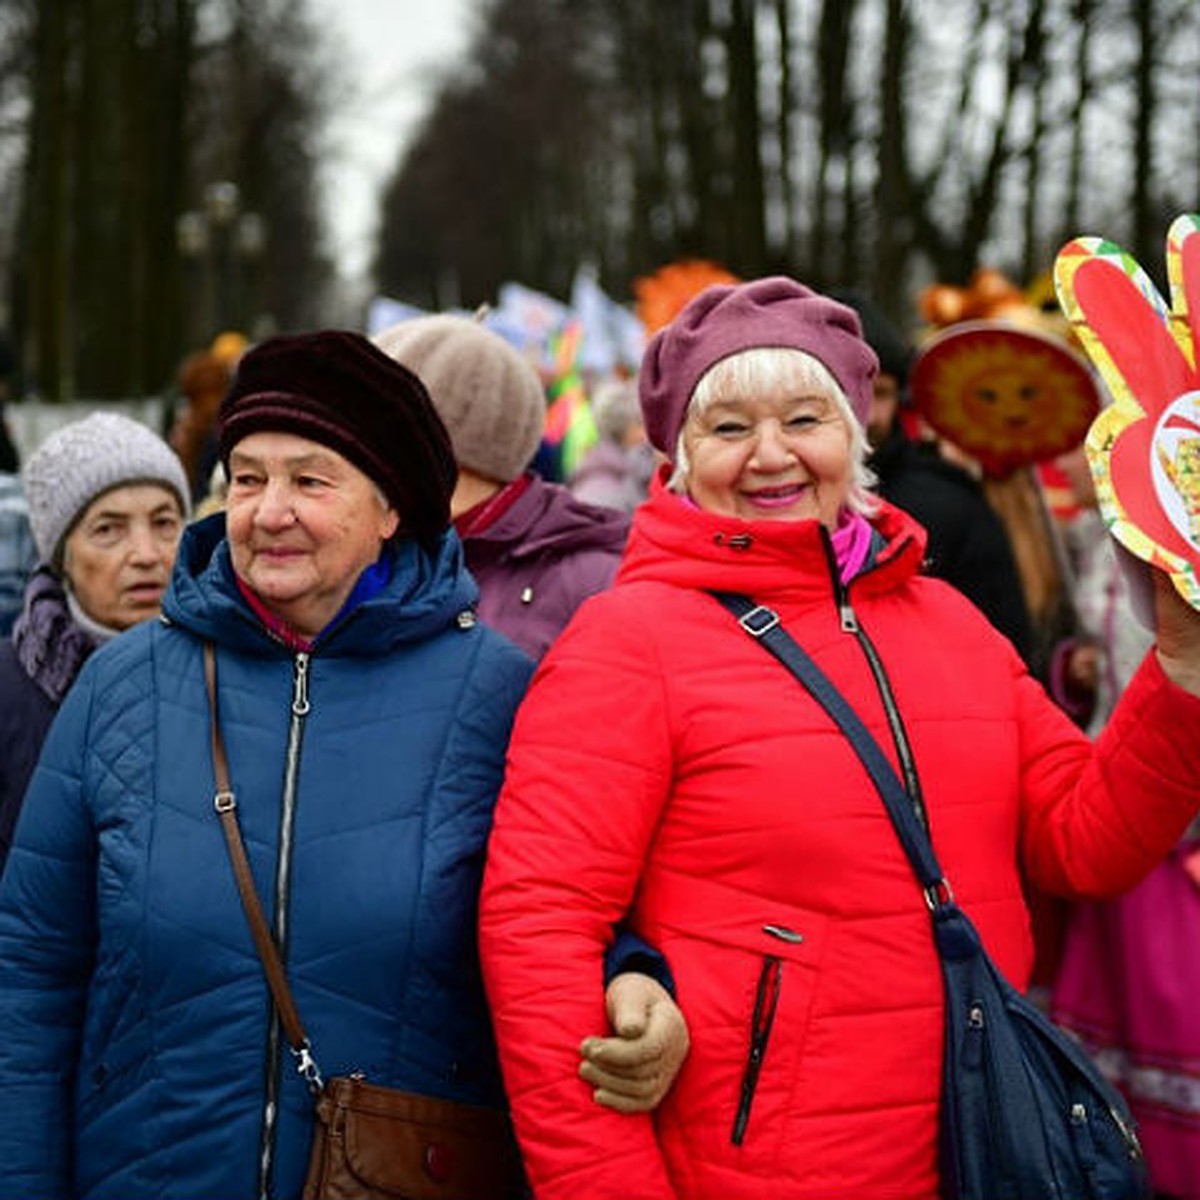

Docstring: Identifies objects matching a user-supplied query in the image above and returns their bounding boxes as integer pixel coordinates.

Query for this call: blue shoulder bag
[712,592,1150,1200]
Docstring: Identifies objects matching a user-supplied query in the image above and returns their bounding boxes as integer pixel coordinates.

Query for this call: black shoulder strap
[708,591,948,899]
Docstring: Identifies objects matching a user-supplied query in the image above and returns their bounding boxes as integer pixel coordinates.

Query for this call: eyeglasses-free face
[62,484,184,630]
[681,384,854,528]
[225,431,399,638]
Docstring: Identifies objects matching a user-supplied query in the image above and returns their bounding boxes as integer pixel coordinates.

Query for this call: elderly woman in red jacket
[478,277,1200,1200]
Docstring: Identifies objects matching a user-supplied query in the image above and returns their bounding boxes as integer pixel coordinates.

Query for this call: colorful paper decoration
[908,321,1101,478]
[1054,213,1200,610]
[633,260,739,334]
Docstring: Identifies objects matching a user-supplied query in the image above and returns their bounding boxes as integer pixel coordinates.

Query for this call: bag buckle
[213,790,236,813]
[737,605,780,638]
[293,1040,324,1094]
[923,878,955,911]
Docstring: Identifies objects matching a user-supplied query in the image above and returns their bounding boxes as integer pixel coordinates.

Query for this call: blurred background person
[1047,440,1154,732]
[1048,439,1199,1200]
[0,330,20,474]
[375,314,630,660]
[0,411,189,875]
[837,289,1035,664]
[0,470,35,637]
[569,375,656,514]
[168,347,232,504]
[168,331,248,506]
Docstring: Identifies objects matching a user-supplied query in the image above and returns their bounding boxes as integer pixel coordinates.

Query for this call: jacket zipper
[256,651,311,1200]
[820,530,928,828]
[731,955,783,1145]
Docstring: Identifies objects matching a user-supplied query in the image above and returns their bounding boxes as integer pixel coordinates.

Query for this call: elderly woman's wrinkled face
[681,379,854,527]
[62,484,184,630]
[225,431,399,638]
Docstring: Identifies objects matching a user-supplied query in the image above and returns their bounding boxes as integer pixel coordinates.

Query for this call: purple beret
[218,330,457,551]
[637,276,879,459]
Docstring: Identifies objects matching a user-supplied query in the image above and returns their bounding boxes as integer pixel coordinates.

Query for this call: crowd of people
[0,266,1197,1200]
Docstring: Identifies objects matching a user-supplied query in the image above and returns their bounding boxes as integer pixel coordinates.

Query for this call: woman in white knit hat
[0,410,190,875]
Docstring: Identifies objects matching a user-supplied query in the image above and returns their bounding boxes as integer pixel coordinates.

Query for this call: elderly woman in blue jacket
[0,331,683,1200]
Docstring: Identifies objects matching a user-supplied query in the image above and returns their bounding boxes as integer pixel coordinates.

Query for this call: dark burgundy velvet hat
[219,330,457,550]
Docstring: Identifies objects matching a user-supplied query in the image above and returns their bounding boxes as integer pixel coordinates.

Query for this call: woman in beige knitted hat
[374,314,632,661]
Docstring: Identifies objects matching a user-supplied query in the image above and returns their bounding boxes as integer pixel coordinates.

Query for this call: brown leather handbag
[203,644,524,1200]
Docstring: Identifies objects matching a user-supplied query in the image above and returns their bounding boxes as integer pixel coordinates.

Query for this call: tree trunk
[23,0,73,400]
[1018,0,1047,283]
[726,0,767,272]
[773,0,798,268]
[1062,0,1094,244]
[1130,0,1157,267]
[873,0,914,309]
[814,0,854,285]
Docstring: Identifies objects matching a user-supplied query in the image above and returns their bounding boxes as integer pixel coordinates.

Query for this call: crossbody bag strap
[203,642,323,1091]
[709,591,951,905]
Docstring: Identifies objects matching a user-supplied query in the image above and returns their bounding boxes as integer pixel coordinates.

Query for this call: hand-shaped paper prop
[1055,214,1200,610]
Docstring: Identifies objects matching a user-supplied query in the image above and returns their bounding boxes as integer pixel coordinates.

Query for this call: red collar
[453,474,532,536]
[236,575,313,652]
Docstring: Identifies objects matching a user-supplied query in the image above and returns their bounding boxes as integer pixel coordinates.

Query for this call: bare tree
[5,0,334,400]
[1062,0,1096,244]
[812,0,857,284]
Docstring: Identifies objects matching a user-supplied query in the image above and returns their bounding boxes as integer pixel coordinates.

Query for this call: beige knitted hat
[373,315,545,484]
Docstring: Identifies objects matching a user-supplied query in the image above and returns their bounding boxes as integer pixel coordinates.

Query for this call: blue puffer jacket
[0,515,533,1200]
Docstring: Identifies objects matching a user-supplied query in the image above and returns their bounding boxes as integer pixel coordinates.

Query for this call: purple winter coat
[463,473,630,660]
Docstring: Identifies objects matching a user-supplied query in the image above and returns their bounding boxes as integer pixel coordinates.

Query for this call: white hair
[667,347,878,516]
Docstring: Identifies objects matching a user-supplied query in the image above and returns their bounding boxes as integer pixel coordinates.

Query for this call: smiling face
[679,351,857,527]
[61,484,184,630]
[225,431,400,638]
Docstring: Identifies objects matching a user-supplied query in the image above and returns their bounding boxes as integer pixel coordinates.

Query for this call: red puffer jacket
[480,479,1200,1200]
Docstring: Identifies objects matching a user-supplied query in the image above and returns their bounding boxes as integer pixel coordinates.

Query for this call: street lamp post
[175,181,266,346]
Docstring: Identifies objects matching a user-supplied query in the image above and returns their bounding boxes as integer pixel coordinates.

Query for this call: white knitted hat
[22,411,191,566]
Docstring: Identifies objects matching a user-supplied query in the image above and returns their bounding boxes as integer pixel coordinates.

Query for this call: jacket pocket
[731,952,783,1145]
[76,1017,152,1120]
[75,957,150,1117]
[637,870,828,1161]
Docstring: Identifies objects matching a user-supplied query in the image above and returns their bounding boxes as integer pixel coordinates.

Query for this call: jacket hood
[162,512,479,655]
[469,474,630,560]
[617,470,926,603]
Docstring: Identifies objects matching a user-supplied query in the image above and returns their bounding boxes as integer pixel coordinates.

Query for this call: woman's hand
[579,973,690,1114]
[1154,571,1200,697]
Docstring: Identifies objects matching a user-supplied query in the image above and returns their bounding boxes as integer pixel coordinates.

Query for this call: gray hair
[589,377,642,444]
[668,346,878,516]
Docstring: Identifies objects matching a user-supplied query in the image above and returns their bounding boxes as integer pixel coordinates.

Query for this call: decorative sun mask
[1055,213,1200,610]
[909,320,1100,478]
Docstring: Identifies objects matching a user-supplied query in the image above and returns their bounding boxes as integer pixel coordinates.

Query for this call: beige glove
[579,972,690,1114]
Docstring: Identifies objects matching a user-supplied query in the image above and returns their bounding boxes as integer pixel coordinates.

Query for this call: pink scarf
[831,510,874,585]
[677,492,875,584]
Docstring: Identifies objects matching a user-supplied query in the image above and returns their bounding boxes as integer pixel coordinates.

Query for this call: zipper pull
[292,652,311,716]
[762,924,803,945]
[839,600,858,634]
[820,526,856,633]
[964,1003,984,1069]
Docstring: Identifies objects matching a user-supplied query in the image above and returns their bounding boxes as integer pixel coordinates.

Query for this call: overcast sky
[310,0,475,283]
